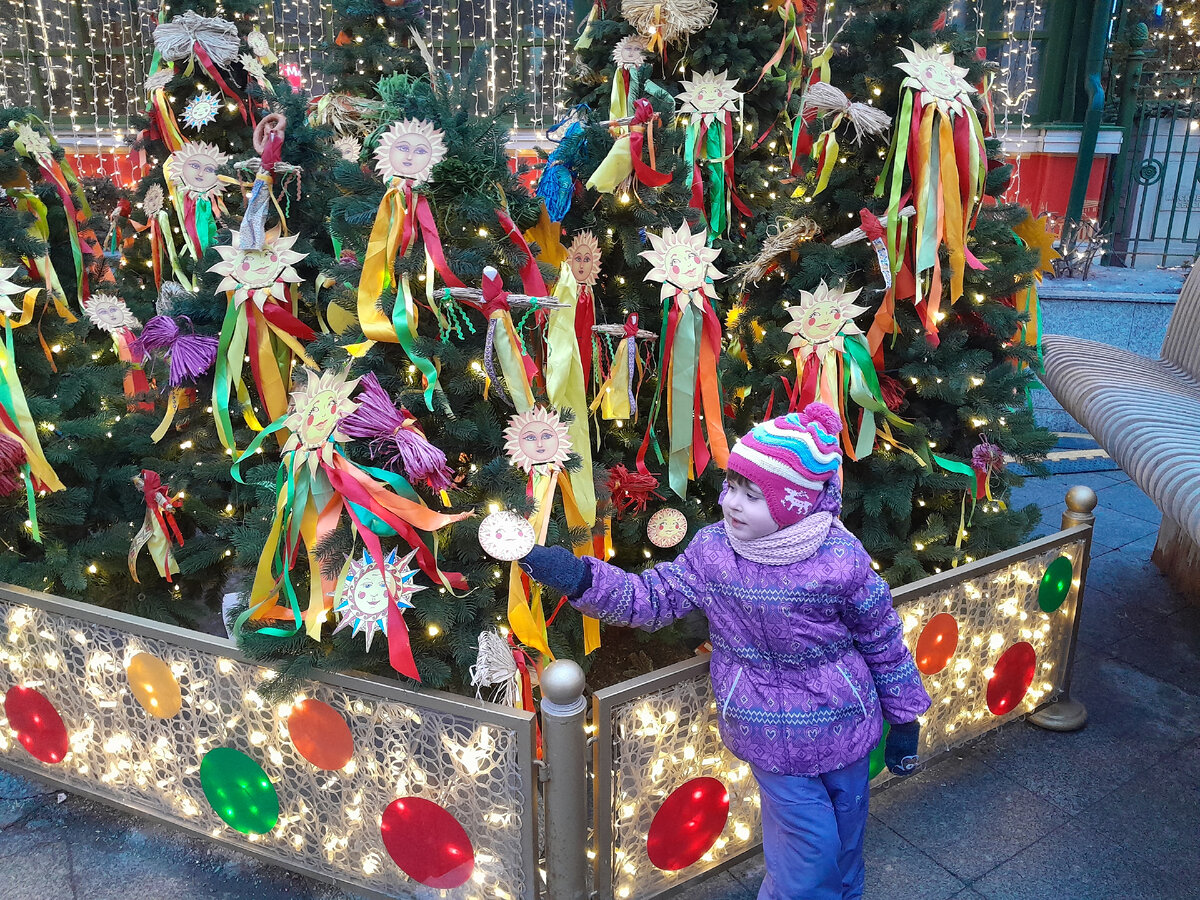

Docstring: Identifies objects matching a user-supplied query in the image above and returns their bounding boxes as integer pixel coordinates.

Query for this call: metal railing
[0,485,1098,900]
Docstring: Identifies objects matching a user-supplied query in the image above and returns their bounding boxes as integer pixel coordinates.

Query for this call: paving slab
[1110,605,1200,696]
[0,839,75,900]
[1093,480,1162,526]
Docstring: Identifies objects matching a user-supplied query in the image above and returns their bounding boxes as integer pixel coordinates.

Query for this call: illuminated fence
[591,524,1092,900]
[0,586,538,900]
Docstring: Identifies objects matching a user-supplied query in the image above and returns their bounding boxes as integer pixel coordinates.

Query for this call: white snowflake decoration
[82,293,141,335]
[181,91,222,130]
[333,548,425,652]
[0,266,29,318]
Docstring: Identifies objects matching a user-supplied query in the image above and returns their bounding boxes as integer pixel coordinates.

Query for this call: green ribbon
[0,323,41,541]
[916,120,940,275]
[668,305,702,500]
[212,300,247,451]
[196,196,218,255]
[877,90,914,282]
[393,276,438,410]
[706,121,726,238]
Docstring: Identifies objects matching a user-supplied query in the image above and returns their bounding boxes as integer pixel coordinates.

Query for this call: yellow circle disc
[126,652,183,719]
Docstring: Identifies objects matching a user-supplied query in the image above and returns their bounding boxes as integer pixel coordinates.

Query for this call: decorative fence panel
[0,585,538,900]
[591,526,1093,900]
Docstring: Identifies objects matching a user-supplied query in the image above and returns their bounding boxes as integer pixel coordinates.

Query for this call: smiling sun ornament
[357,119,462,372]
[876,41,987,343]
[233,366,468,679]
[567,231,602,378]
[504,406,573,474]
[333,548,425,653]
[165,142,230,259]
[677,71,750,237]
[782,280,898,460]
[639,220,728,499]
[208,228,316,452]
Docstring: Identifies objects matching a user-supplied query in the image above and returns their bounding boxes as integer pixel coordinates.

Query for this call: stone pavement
[2,468,1198,900]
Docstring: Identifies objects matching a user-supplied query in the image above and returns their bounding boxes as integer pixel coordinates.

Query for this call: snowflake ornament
[181,91,222,130]
[82,293,141,335]
[333,548,425,652]
[896,42,976,116]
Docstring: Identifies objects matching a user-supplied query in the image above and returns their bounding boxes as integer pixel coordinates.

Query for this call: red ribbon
[628,99,672,188]
[724,114,753,219]
[260,299,317,342]
[495,208,547,296]
[414,194,466,288]
[859,208,884,242]
[575,285,595,381]
[192,42,248,123]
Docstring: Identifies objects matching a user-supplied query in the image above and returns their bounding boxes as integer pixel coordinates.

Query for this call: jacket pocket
[721,666,745,719]
[836,663,868,719]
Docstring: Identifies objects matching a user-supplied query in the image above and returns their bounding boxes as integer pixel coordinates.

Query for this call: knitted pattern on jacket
[575,521,931,776]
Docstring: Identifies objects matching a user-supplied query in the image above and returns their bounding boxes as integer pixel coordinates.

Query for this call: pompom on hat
[726,403,843,528]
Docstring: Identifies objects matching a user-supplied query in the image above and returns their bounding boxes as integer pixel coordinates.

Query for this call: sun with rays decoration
[782,281,869,362]
[639,221,724,309]
[281,367,359,472]
[503,406,573,474]
[896,42,976,116]
[677,70,741,121]
[333,548,425,652]
[373,119,449,185]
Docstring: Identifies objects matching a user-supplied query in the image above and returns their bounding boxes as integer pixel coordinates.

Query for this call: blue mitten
[884,720,920,776]
[518,545,592,599]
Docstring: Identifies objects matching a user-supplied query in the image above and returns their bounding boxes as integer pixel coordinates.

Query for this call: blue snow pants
[751,754,870,900]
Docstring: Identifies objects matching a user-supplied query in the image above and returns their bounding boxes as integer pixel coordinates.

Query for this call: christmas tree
[562,0,1054,586]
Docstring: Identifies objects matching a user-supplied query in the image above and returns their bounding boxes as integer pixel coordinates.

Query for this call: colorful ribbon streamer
[128,470,184,583]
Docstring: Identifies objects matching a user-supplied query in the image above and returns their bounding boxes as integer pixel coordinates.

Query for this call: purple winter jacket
[575,520,932,777]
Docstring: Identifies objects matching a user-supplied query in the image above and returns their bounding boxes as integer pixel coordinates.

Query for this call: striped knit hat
[726,403,843,528]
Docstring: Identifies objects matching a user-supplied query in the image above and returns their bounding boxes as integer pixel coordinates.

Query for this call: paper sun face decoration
[334,136,362,163]
[567,232,601,287]
[374,119,448,185]
[896,42,976,115]
[783,281,868,358]
[82,293,141,336]
[282,367,360,471]
[678,70,741,118]
[613,35,650,69]
[240,54,266,82]
[13,122,52,162]
[640,221,724,304]
[333,548,425,652]
[181,91,222,130]
[247,28,277,64]
[503,406,572,473]
[143,184,165,216]
[209,230,305,308]
[168,143,229,201]
[0,266,28,318]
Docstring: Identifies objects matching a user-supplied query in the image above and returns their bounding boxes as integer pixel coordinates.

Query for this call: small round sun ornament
[282,367,360,471]
[333,548,425,652]
[896,42,976,115]
[209,229,305,309]
[182,91,222,131]
[503,406,573,474]
[167,142,230,202]
[335,136,362,162]
[566,231,601,287]
[613,35,650,70]
[143,184,165,217]
[82,293,141,336]
[373,119,448,185]
[640,221,724,308]
[478,511,537,562]
[647,508,688,548]
[782,281,869,360]
[678,70,741,119]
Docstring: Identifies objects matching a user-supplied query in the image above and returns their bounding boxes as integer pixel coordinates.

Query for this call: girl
[514,404,931,899]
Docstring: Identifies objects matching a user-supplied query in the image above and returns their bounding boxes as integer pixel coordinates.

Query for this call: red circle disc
[380,797,475,889]
[915,613,959,675]
[287,699,354,770]
[987,641,1037,715]
[646,777,730,871]
[4,686,68,764]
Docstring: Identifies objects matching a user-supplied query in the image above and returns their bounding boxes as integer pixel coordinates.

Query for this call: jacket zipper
[721,666,744,719]
[837,663,868,719]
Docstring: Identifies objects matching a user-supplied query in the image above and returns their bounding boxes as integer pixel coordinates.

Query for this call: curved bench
[1040,261,1200,596]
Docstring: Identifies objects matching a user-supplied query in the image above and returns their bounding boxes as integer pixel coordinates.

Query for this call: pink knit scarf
[726,512,836,565]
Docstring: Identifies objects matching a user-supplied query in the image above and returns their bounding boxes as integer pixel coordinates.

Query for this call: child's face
[720,478,779,540]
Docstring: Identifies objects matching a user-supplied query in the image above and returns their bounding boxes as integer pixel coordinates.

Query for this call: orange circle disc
[915,613,959,675]
[287,699,354,770]
[126,652,183,719]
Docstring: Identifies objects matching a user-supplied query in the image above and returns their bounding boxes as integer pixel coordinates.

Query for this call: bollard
[540,659,589,899]
[1030,485,1097,732]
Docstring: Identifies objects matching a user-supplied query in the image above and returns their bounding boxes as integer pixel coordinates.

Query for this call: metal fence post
[1029,485,1098,732]
[540,659,589,899]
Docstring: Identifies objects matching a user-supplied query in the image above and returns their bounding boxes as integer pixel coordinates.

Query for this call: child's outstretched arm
[519,534,710,631]
[842,554,932,725]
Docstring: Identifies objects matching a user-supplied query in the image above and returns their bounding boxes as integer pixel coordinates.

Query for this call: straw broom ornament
[799,82,892,198]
